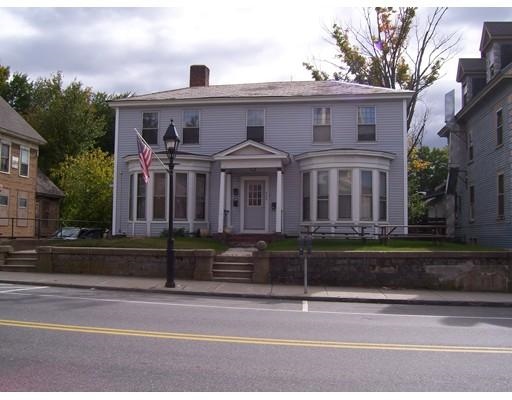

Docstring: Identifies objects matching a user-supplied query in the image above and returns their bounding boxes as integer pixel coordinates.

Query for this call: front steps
[212,250,255,283]
[1,251,37,272]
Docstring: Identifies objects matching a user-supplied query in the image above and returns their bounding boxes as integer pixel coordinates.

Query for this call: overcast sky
[1,5,512,147]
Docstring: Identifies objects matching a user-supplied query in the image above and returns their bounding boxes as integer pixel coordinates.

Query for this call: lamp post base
[165,281,176,288]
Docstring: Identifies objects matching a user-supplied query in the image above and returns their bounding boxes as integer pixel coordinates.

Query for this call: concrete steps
[212,251,254,283]
[1,251,37,272]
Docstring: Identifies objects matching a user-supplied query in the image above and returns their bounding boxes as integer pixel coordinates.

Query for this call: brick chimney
[189,65,210,87]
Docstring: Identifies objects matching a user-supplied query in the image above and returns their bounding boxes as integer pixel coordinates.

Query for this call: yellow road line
[1,319,512,354]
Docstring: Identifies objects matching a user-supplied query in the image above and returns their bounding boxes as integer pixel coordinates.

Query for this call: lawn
[46,237,500,252]
[47,237,229,252]
[266,238,500,252]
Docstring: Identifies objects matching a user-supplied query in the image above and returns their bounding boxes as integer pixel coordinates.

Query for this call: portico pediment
[213,140,290,169]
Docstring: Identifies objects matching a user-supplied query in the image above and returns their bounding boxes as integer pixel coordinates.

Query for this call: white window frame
[360,169,373,221]
[337,169,352,221]
[141,111,159,146]
[182,109,200,145]
[0,141,10,174]
[357,105,377,142]
[19,146,30,178]
[312,107,332,143]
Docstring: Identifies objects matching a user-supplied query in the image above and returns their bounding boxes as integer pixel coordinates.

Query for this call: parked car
[50,227,104,240]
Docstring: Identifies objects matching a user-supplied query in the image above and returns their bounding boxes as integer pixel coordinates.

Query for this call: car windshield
[60,227,81,238]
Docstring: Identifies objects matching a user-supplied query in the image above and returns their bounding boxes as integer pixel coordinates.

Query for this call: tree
[27,72,106,172]
[51,148,113,224]
[408,144,448,223]
[0,64,33,115]
[304,7,459,156]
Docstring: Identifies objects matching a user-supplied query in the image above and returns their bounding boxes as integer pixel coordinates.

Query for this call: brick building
[0,96,47,238]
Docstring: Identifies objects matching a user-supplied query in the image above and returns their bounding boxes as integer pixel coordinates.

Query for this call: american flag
[136,133,152,184]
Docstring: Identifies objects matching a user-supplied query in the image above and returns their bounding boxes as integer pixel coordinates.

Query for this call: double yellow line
[1,318,512,354]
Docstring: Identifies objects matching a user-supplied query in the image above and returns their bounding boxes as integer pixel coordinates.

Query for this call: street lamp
[163,119,180,288]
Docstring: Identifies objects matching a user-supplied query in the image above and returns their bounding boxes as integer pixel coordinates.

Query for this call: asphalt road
[1,283,512,391]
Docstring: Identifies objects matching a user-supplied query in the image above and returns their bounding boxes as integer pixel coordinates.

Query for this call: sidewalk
[1,270,512,307]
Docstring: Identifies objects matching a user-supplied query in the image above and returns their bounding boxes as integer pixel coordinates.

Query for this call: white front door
[241,177,269,233]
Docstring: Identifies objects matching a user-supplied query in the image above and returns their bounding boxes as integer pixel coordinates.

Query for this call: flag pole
[134,128,169,170]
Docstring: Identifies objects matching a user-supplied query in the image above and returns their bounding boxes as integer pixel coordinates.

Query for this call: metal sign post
[298,234,312,294]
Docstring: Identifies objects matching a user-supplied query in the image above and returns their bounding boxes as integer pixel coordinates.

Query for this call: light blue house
[110,65,412,237]
[438,22,512,248]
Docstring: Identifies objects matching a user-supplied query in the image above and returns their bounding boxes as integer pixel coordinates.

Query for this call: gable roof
[213,140,289,160]
[0,96,46,145]
[456,58,486,82]
[111,80,413,106]
[480,21,512,53]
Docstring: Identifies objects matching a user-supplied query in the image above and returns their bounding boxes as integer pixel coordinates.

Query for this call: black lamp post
[163,119,180,288]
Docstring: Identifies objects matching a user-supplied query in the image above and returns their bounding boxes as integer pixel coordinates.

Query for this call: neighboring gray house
[438,22,512,247]
[110,65,412,237]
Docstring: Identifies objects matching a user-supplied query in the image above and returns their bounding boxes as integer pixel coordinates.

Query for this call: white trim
[225,172,232,228]
[352,168,360,223]
[402,99,408,232]
[182,109,200,145]
[356,104,377,143]
[213,139,288,159]
[141,110,160,146]
[218,170,226,233]
[240,176,269,233]
[0,140,11,174]
[110,93,413,108]
[276,169,283,233]
[246,108,265,142]
[18,146,30,178]
[112,107,120,233]
[187,171,195,232]
[312,106,332,144]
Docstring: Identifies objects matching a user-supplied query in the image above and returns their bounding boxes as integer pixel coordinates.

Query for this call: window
[497,109,503,147]
[183,110,199,144]
[338,170,352,220]
[360,170,373,221]
[0,194,7,206]
[195,173,206,220]
[175,173,187,219]
[153,173,166,220]
[379,172,387,221]
[313,108,331,143]
[142,112,158,145]
[498,173,505,219]
[468,132,474,161]
[317,171,329,220]
[501,44,512,69]
[20,147,29,177]
[302,172,310,221]
[129,175,134,221]
[0,190,8,227]
[16,193,28,227]
[247,110,264,142]
[136,174,146,220]
[469,185,475,221]
[358,106,376,141]
[1,142,10,173]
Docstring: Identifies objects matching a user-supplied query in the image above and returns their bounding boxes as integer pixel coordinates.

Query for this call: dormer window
[502,44,512,69]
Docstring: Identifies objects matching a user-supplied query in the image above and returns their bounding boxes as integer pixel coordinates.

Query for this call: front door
[242,178,267,232]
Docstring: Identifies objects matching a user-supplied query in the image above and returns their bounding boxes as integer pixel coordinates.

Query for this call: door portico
[213,140,289,234]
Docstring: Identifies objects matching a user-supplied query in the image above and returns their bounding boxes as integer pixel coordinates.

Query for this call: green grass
[266,238,500,252]
[47,237,229,252]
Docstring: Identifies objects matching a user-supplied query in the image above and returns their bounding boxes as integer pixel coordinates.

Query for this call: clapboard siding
[114,98,407,236]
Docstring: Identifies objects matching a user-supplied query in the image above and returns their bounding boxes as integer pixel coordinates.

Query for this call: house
[35,169,65,237]
[110,65,412,238]
[0,96,47,238]
[438,22,512,247]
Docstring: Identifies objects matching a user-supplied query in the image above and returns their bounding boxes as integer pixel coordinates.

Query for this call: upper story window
[496,109,503,147]
[313,108,331,143]
[142,112,159,145]
[468,132,474,161]
[498,173,505,220]
[183,110,199,144]
[1,142,10,173]
[358,106,376,141]
[247,110,264,143]
[20,147,29,177]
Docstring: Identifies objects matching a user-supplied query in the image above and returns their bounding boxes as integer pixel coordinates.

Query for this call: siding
[114,98,407,236]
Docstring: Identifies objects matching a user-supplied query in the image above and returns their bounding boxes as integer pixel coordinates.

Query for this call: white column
[111,107,119,234]
[328,169,337,223]
[311,170,318,222]
[225,173,232,229]
[187,171,195,233]
[217,169,226,233]
[276,168,283,233]
[352,168,360,223]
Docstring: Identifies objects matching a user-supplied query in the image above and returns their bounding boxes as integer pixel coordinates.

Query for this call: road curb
[2,278,512,308]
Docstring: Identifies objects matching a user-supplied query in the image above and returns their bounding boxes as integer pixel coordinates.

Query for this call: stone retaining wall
[35,247,512,292]
[265,252,512,292]
[37,247,214,280]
